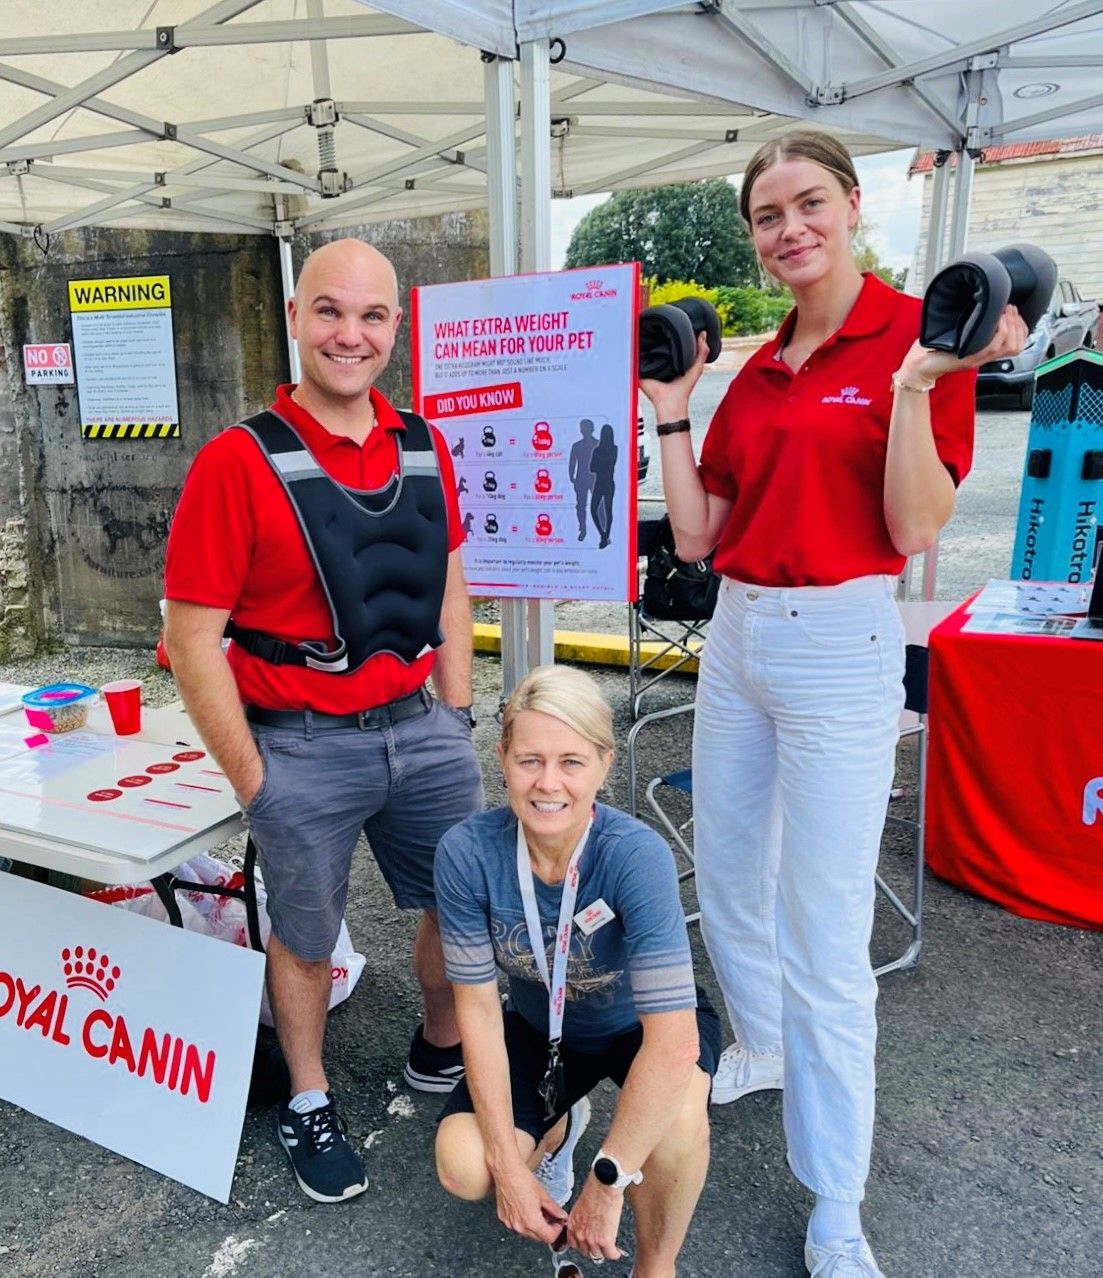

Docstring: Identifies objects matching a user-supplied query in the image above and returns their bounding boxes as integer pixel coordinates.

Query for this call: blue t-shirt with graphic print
[434,802,697,1051]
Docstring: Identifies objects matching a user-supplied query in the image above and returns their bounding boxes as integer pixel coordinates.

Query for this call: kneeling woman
[434,666,719,1275]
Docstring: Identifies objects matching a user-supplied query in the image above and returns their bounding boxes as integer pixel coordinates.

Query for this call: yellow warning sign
[82,423,181,439]
[68,275,172,313]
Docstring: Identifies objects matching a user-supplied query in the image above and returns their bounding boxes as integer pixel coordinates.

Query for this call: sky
[550,147,925,281]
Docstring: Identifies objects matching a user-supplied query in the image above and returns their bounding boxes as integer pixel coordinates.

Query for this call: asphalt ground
[1,378,1100,1277]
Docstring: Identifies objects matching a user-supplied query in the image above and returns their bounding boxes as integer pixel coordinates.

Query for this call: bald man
[164,239,482,1204]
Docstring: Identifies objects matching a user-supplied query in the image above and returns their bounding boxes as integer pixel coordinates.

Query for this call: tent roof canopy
[0,0,893,240]
[0,1,1097,241]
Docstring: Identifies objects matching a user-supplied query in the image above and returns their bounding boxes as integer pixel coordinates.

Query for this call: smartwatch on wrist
[591,1149,644,1190]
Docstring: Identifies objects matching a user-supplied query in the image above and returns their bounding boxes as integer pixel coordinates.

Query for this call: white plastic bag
[88,854,366,1025]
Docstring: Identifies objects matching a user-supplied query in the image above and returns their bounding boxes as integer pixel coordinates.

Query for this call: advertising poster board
[411,264,639,601]
[0,872,264,1202]
[68,275,181,439]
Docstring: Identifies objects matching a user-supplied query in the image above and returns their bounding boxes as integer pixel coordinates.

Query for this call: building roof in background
[909,136,1103,174]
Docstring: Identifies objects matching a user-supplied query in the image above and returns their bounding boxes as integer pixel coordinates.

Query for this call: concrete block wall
[0,210,489,657]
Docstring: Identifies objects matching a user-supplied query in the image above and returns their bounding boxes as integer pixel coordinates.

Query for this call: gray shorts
[243,699,483,961]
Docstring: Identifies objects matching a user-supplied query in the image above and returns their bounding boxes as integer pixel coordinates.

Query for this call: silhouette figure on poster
[456,475,468,496]
[568,418,598,541]
[451,436,465,459]
[589,423,618,549]
[460,510,474,537]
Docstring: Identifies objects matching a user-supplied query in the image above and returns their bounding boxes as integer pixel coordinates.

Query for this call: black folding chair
[628,517,717,720]
[624,620,936,973]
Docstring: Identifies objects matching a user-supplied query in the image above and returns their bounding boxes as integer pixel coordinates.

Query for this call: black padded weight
[994,242,1057,334]
[920,241,1057,359]
[638,297,722,381]
[639,303,696,382]
[672,297,723,363]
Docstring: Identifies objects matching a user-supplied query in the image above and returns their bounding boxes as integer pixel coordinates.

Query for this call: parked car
[976,278,1101,408]
[637,414,651,483]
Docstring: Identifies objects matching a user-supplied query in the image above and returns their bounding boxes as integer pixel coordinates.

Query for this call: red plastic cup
[101,679,142,735]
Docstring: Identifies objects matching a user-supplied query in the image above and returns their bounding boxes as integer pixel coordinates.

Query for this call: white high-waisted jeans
[693,574,905,1201]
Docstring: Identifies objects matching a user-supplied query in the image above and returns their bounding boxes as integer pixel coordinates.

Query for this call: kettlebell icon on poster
[534,468,552,495]
[482,425,497,448]
[483,470,498,493]
[535,513,553,537]
[484,513,499,535]
[532,421,553,452]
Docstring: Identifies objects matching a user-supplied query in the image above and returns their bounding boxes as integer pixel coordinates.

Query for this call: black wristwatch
[591,1149,643,1190]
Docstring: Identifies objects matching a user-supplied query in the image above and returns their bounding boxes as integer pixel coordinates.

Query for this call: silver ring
[590,1256,604,1266]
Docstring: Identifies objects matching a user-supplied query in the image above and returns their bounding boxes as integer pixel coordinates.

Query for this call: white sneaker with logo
[710,1042,784,1105]
[804,1234,886,1277]
[534,1096,591,1206]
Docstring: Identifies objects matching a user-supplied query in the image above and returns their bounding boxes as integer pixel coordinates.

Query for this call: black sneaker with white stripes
[276,1094,368,1203]
[403,1024,465,1093]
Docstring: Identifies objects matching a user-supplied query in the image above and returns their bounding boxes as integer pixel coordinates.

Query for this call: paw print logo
[61,945,120,1001]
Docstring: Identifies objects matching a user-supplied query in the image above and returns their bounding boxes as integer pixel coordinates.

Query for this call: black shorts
[438,987,722,1143]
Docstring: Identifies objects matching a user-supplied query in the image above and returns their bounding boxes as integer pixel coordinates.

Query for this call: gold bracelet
[891,371,936,395]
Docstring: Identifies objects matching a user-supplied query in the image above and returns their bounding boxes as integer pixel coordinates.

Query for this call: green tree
[565,179,757,288]
[852,220,907,290]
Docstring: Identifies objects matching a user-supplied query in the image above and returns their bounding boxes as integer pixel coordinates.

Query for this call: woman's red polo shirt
[698,274,976,587]
[164,384,463,712]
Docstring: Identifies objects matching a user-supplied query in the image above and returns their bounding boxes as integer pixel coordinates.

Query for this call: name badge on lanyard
[516,818,592,1121]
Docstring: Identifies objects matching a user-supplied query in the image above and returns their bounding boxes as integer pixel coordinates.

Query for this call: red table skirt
[926,601,1103,930]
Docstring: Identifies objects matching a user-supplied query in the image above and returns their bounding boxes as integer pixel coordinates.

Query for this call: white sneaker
[710,1042,784,1105]
[534,1096,591,1206]
[804,1234,885,1277]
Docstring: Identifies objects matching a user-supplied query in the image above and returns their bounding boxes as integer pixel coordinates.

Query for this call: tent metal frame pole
[918,147,975,602]
[278,236,301,385]
[835,0,1103,99]
[519,38,555,678]
[948,148,975,266]
[902,152,953,603]
[484,50,527,698]
[923,153,952,289]
[0,0,262,152]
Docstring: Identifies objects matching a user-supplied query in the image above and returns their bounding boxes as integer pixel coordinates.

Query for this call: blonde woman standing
[640,131,1026,1275]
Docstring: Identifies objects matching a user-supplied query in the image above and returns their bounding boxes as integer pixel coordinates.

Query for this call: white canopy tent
[0,0,1099,672]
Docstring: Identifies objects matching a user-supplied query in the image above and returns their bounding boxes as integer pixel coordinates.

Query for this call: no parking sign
[23,343,74,385]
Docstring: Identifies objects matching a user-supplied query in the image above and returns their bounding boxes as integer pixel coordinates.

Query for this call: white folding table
[0,694,261,947]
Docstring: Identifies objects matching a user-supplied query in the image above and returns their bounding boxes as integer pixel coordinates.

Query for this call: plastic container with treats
[21,682,98,734]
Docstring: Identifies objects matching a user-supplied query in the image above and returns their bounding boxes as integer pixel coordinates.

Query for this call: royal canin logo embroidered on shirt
[821,384,873,406]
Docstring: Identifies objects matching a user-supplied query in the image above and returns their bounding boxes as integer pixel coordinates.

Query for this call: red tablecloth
[927,601,1103,929]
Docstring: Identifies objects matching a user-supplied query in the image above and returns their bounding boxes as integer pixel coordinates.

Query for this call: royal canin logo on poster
[570,277,618,302]
[821,384,873,407]
[0,944,218,1103]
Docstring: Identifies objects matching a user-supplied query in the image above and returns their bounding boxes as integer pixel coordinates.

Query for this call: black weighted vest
[224,408,449,673]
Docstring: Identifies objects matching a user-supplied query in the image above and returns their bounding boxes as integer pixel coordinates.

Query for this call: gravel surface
[1,380,1099,1278]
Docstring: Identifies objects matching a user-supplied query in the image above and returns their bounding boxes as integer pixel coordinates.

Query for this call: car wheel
[1020,381,1035,411]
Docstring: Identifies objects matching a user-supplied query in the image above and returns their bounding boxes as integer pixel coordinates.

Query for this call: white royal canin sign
[23,342,75,384]
[0,873,265,1201]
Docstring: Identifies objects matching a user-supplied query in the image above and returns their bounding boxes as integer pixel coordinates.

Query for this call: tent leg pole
[484,51,528,698]
[278,236,301,384]
[519,38,555,673]
[914,148,974,602]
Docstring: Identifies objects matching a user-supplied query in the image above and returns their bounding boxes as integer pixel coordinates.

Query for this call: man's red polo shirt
[165,384,463,712]
[698,273,976,586]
